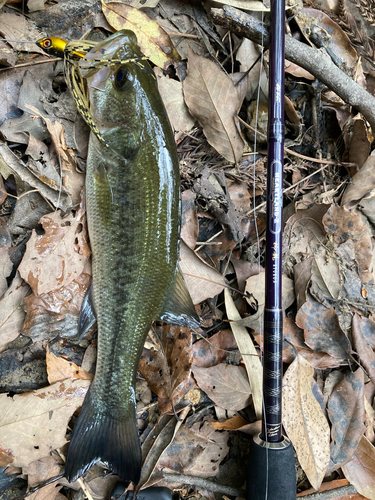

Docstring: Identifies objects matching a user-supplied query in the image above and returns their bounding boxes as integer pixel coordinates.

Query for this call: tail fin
[65,387,141,484]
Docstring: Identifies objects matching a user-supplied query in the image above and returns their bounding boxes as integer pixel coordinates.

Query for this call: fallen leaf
[7,191,51,236]
[156,421,229,478]
[0,379,90,467]
[347,116,372,171]
[23,455,64,500]
[101,1,180,69]
[237,271,295,332]
[342,436,375,500]
[224,288,262,419]
[192,329,238,368]
[183,47,244,164]
[341,155,375,208]
[181,189,199,250]
[352,313,375,387]
[0,13,45,54]
[139,410,189,489]
[0,273,30,350]
[192,364,251,411]
[179,240,226,304]
[327,368,366,471]
[209,0,268,11]
[296,293,352,362]
[0,246,12,297]
[46,345,93,384]
[323,205,373,282]
[154,68,195,140]
[19,206,90,296]
[21,272,91,343]
[211,415,248,430]
[139,325,193,414]
[283,355,330,491]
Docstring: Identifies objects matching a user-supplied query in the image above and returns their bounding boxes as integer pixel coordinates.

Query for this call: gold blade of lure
[36,36,149,148]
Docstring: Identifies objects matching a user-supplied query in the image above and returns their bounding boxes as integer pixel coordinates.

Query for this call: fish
[63,30,200,484]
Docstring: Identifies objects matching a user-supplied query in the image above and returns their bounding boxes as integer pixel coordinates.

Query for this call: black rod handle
[246,435,296,500]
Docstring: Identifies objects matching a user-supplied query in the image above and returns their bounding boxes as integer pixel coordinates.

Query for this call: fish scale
[64,30,199,484]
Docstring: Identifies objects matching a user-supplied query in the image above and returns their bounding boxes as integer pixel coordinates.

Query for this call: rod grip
[246,435,296,500]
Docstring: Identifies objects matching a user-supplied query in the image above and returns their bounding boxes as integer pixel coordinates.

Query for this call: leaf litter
[1,1,375,499]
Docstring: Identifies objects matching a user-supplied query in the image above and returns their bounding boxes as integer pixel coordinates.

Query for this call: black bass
[64,30,199,484]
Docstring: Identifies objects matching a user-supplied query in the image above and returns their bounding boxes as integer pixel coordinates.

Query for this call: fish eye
[43,39,52,48]
[114,66,134,91]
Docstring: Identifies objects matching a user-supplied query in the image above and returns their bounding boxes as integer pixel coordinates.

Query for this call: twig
[211,5,375,131]
[298,484,357,499]
[0,57,60,71]
[161,473,245,497]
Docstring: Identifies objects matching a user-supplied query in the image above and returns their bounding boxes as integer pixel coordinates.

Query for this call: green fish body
[65,30,199,484]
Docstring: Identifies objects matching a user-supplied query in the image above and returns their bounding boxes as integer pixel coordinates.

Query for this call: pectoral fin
[158,264,200,328]
[78,283,96,340]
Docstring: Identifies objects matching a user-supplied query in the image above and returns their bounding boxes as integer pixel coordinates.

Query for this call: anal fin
[158,264,200,328]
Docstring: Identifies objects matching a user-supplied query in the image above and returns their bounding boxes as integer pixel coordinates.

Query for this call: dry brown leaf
[342,436,375,499]
[101,1,180,69]
[348,116,372,171]
[23,455,64,500]
[192,364,251,411]
[19,207,90,296]
[25,105,77,175]
[0,272,30,350]
[352,313,375,387]
[156,421,229,479]
[183,47,244,164]
[179,240,226,304]
[0,246,12,297]
[0,379,90,467]
[323,205,373,282]
[21,271,91,343]
[192,329,237,368]
[181,189,199,250]
[0,13,45,54]
[327,368,366,471]
[237,271,295,332]
[224,288,262,419]
[46,345,93,384]
[139,325,193,414]
[341,155,375,208]
[297,294,352,362]
[283,355,330,491]
[154,68,195,140]
[211,415,248,430]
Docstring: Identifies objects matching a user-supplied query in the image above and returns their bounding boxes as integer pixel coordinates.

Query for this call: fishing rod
[246,0,296,498]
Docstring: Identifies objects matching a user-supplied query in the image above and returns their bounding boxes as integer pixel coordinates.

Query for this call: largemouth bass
[64,30,199,484]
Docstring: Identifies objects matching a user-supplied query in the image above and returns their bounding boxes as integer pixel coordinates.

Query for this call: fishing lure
[36,35,150,148]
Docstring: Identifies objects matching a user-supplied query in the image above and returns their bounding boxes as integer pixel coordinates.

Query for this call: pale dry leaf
[19,207,90,296]
[342,436,375,500]
[0,13,45,54]
[183,47,244,163]
[25,105,77,174]
[0,272,30,350]
[341,155,375,208]
[192,364,251,411]
[237,271,295,331]
[0,246,12,297]
[224,288,262,419]
[283,355,330,491]
[210,0,269,11]
[179,240,226,304]
[0,379,90,467]
[101,1,180,70]
[155,67,195,140]
[46,345,93,384]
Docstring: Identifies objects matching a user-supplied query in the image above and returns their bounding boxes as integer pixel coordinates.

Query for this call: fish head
[84,30,157,156]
